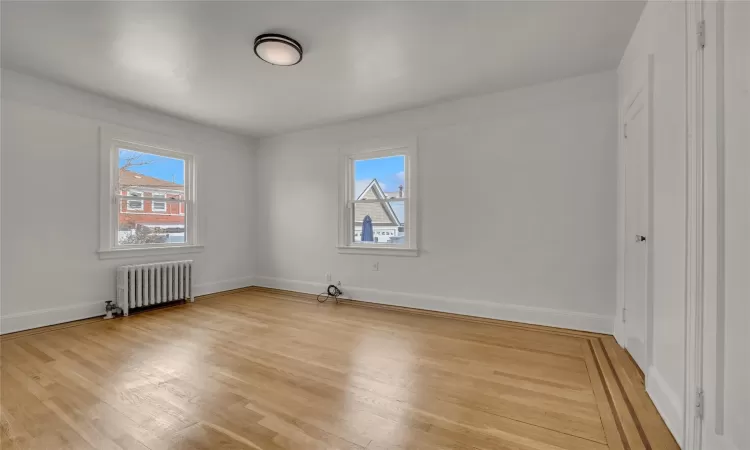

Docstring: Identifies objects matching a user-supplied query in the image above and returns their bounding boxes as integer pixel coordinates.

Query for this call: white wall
[0,69,257,333]
[254,71,618,333]
[617,1,687,444]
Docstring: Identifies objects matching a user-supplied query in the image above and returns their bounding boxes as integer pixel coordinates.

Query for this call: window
[126,191,143,211]
[338,138,418,256]
[116,147,189,247]
[151,193,167,212]
[98,125,201,259]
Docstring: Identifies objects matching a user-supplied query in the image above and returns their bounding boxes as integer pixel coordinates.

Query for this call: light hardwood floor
[1,288,678,450]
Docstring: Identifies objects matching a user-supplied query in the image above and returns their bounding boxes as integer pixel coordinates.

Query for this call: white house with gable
[353,179,405,244]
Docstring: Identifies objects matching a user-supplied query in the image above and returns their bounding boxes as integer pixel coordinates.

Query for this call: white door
[623,87,650,372]
[701,2,750,449]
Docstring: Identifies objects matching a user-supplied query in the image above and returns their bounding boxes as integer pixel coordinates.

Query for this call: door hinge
[696,389,704,419]
[697,20,706,48]
[623,123,628,139]
[622,307,627,323]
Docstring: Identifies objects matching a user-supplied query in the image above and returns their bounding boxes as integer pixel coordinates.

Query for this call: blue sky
[119,148,184,185]
[354,155,405,196]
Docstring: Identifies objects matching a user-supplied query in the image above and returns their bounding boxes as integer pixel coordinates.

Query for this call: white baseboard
[613,322,627,347]
[646,365,684,448]
[253,276,614,334]
[0,276,256,335]
[0,301,104,335]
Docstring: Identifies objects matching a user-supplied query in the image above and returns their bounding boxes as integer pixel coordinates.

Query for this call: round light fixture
[254,33,303,66]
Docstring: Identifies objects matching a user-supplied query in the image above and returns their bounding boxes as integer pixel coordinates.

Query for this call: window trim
[337,137,418,256]
[98,125,201,259]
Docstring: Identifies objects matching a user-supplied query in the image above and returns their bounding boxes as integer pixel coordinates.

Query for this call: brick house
[118,169,185,243]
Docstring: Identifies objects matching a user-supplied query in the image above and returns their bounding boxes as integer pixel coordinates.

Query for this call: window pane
[353,200,405,244]
[118,212,186,245]
[118,148,185,193]
[354,155,406,200]
[117,148,186,245]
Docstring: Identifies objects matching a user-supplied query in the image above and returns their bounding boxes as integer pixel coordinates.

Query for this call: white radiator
[116,260,194,316]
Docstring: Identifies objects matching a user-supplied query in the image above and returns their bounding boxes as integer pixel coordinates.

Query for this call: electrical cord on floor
[317,284,342,303]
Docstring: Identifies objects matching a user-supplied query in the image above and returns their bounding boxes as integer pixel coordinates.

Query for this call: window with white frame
[126,190,144,211]
[151,193,167,212]
[99,126,199,258]
[338,138,418,256]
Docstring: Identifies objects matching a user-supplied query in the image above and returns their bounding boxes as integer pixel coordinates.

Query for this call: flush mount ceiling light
[254,33,303,66]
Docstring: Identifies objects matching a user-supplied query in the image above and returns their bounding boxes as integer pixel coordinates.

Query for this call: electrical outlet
[325,273,332,283]
[372,262,379,271]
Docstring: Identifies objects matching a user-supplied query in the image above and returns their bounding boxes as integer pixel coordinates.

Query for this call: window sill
[97,245,204,260]
[336,246,419,257]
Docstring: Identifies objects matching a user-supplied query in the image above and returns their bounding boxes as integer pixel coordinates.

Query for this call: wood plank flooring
[0,287,679,450]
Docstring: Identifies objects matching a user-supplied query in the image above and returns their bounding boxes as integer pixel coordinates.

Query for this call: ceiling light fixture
[254,33,303,66]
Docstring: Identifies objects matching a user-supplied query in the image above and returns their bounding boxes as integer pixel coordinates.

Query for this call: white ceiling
[1,1,644,137]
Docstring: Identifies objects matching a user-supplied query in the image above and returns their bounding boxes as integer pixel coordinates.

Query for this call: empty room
[0,1,747,449]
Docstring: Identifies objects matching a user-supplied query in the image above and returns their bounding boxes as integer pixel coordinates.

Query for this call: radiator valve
[104,300,121,319]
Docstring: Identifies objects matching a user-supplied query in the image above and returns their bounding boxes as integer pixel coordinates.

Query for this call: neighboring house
[118,169,185,243]
[354,179,405,243]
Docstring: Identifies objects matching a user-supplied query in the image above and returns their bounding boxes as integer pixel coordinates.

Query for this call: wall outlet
[372,262,379,271]
[325,273,332,283]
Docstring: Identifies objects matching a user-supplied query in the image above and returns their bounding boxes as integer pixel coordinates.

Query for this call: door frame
[618,54,655,372]
[684,0,707,448]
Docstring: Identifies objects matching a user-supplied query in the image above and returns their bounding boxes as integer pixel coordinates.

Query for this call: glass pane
[118,148,186,245]
[118,148,185,193]
[118,212,186,245]
[354,155,406,200]
[353,200,405,245]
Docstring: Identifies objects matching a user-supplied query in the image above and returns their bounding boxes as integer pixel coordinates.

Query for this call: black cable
[317,284,342,303]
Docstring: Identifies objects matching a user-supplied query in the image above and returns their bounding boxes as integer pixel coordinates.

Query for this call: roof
[119,169,183,190]
[355,179,403,226]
